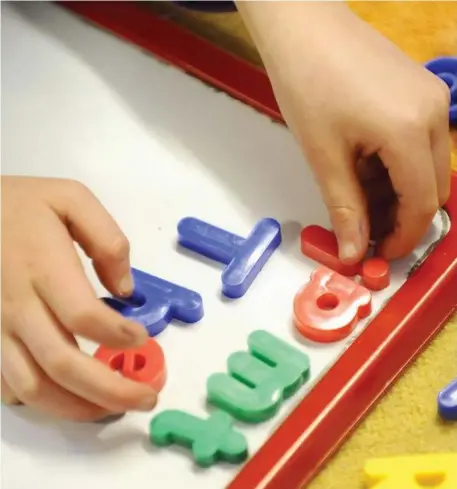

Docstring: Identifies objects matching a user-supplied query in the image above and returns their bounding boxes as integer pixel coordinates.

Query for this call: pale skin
[1,2,451,419]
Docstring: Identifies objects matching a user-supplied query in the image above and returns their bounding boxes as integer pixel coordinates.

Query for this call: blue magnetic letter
[177,217,281,298]
[425,56,457,124]
[103,268,203,336]
[438,378,457,421]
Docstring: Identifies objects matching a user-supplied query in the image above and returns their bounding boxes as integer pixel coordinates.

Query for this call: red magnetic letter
[300,225,361,277]
[95,338,166,392]
[293,267,372,343]
[361,257,390,291]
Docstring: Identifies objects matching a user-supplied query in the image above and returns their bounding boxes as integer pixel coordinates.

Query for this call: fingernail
[339,241,359,262]
[138,395,157,411]
[118,272,134,296]
[338,218,367,263]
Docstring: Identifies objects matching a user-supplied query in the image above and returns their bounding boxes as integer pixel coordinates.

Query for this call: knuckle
[98,235,130,263]
[429,91,451,123]
[328,205,357,227]
[1,306,15,333]
[3,303,31,336]
[66,305,101,334]
[1,392,21,405]
[65,179,92,198]
[433,78,451,107]
[1,381,21,405]
[46,353,72,377]
[421,77,450,120]
[392,112,425,138]
[15,377,43,403]
[394,81,449,133]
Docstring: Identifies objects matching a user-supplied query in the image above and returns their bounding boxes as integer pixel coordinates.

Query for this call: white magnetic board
[1,3,450,489]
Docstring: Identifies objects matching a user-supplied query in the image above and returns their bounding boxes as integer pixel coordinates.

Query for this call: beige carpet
[144,3,457,487]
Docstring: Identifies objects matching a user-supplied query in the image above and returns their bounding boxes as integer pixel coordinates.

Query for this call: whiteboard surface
[1,3,450,489]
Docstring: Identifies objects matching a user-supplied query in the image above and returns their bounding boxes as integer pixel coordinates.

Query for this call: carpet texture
[146,2,457,487]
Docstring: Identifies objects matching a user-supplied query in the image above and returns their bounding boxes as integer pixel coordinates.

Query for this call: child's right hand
[1,176,158,420]
[237,1,451,263]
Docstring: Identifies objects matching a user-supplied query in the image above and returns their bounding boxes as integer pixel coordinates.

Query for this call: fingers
[16,297,158,413]
[378,133,439,260]
[1,334,109,421]
[49,180,134,297]
[430,113,452,208]
[32,216,147,349]
[1,374,21,405]
[356,154,398,242]
[311,140,370,264]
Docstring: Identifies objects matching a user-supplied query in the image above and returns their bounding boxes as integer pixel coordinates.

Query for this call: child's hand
[1,176,157,420]
[238,1,451,263]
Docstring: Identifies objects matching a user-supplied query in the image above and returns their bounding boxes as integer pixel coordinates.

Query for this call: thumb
[311,142,369,265]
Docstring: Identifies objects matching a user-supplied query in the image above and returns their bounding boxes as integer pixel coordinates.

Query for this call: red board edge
[57,1,281,121]
[234,178,457,489]
[57,3,457,489]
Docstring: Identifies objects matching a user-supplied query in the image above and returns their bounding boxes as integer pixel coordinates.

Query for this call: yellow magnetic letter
[365,453,457,489]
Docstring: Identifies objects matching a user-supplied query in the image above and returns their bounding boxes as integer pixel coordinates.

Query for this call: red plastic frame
[59,3,457,488]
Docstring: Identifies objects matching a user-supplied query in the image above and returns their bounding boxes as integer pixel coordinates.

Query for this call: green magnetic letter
[149,409,248,467]
[207,330,310,423]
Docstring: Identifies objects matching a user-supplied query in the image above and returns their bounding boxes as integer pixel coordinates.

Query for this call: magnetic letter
[361,257,390,291]
[294,267,372,343]
[177,217,281,298]
[300,225,361,276]
[149,410,248,467]
[207,330,310,423]
[94,338,166,392]
[365,453,457,489]
[103,268,203,336]
[438,378,457,421]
